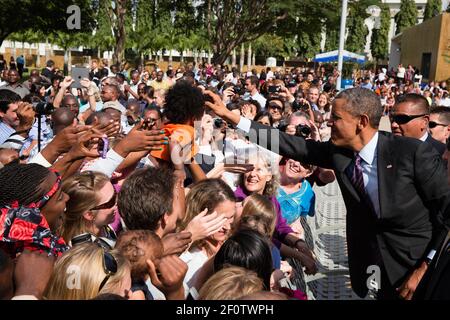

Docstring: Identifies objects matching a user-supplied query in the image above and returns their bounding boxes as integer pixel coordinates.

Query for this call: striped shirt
[0,121,15,144]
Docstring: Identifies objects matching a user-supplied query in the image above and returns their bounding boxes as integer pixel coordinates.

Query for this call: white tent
[313,50,366,64]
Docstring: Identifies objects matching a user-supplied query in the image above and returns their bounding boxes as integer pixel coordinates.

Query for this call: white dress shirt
[357,132,381,218]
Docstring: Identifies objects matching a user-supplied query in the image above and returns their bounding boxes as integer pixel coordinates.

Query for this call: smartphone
[268,85,281,93]
[71,67,90,88]
[97,137,109,159]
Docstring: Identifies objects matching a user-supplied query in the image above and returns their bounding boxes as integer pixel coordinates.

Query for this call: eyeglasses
[429,121,447,129]
[91,190,117,210]
[269,104,283,111]
[389,113,427,125]
[70,233,117,292]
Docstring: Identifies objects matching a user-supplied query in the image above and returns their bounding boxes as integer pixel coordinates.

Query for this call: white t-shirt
[397,67,405,79]
[180,247,209,290]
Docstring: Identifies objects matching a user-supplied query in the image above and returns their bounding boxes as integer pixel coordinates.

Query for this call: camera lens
[295,125,311,138]
[33,102,55,115]
[214,118,224,128]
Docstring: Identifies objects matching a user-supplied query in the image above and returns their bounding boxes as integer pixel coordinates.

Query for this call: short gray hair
[336,87,382,128]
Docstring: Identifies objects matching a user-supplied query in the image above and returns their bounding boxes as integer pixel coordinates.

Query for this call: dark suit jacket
[248,121,450,297]
[425,134,446,157]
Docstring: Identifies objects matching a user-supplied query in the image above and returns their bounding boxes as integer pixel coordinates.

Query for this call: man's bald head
[85,111,112,126]
[52,108,76,134]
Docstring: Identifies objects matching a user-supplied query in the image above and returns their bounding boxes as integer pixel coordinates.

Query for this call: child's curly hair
[163,80,205,124]
[115,230,163,281]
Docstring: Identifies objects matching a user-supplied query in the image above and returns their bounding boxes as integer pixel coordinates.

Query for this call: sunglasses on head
[429,121,447,129]
[70,233,117,292]
[390,113,427,125]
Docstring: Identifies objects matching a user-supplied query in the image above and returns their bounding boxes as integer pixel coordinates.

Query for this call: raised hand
[60,76,74,89]
[16,101,36,132]
[147,255,188,300]
[114,120,167,157]
[161,231,192,256]
[184,209,227,242]
[204,90,229,118]
[68,128,105,160]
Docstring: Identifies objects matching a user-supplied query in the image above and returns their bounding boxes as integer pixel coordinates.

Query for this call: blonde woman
[238,194,294,292]
[179,178,236,289]
[60,171,118,244]
[43,242,131,300]
[198,266,263,300]
[239,193,276,240]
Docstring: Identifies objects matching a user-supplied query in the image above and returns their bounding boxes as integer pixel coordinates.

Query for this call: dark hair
[46,60,55,68]
[163,80,205,124]
[254,111,274,126]
[144,85,154,98]
[430,106,450,125]
[85,111,112,125]
[336,87,383,128]
[91,293,127,300]
[395,93,430,114]
[0,163,51,207]
[0,89,21,113]
[143,105,162,119]
[118,167,176,231]
[116,73,126,82]
[247,75,259,88]
[51,75,64,84]
[214,229,273,290]
[116,230,163,281]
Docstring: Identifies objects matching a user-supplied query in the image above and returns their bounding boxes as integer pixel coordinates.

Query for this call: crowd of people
[0,56,449,300]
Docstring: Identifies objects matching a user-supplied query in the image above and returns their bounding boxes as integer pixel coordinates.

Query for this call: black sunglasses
[390,113,427,125]
[70,233,117,292]
[91,191,117,211]
[269,104,283,111]
[98,250,118,292]
[429,121,447,129]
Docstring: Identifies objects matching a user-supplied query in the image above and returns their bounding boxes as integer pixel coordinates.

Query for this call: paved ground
[303,180,373,300]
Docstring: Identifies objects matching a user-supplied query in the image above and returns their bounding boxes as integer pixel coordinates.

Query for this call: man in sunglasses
[390,93,445,156]
[204,87,450,300]
[429,107,450,145]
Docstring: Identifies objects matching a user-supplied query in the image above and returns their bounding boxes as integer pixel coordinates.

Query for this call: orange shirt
[150,123,198,161]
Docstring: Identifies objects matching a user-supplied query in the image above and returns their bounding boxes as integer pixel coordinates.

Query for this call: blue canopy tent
[313,50,366,64]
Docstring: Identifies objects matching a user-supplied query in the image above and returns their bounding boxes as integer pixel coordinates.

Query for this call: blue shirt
[277,180,315,225]
[0,121,15,144]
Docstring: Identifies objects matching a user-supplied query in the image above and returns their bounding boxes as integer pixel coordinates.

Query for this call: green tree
[49,31,86,74]
[395,0,418,34]
[0,0,95,48]
[370,3,391,62]
[345,3,369,54]
[325,28,339,52]
[424,0,442,20]
[200,0,296,65]
[91,1,116,58]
